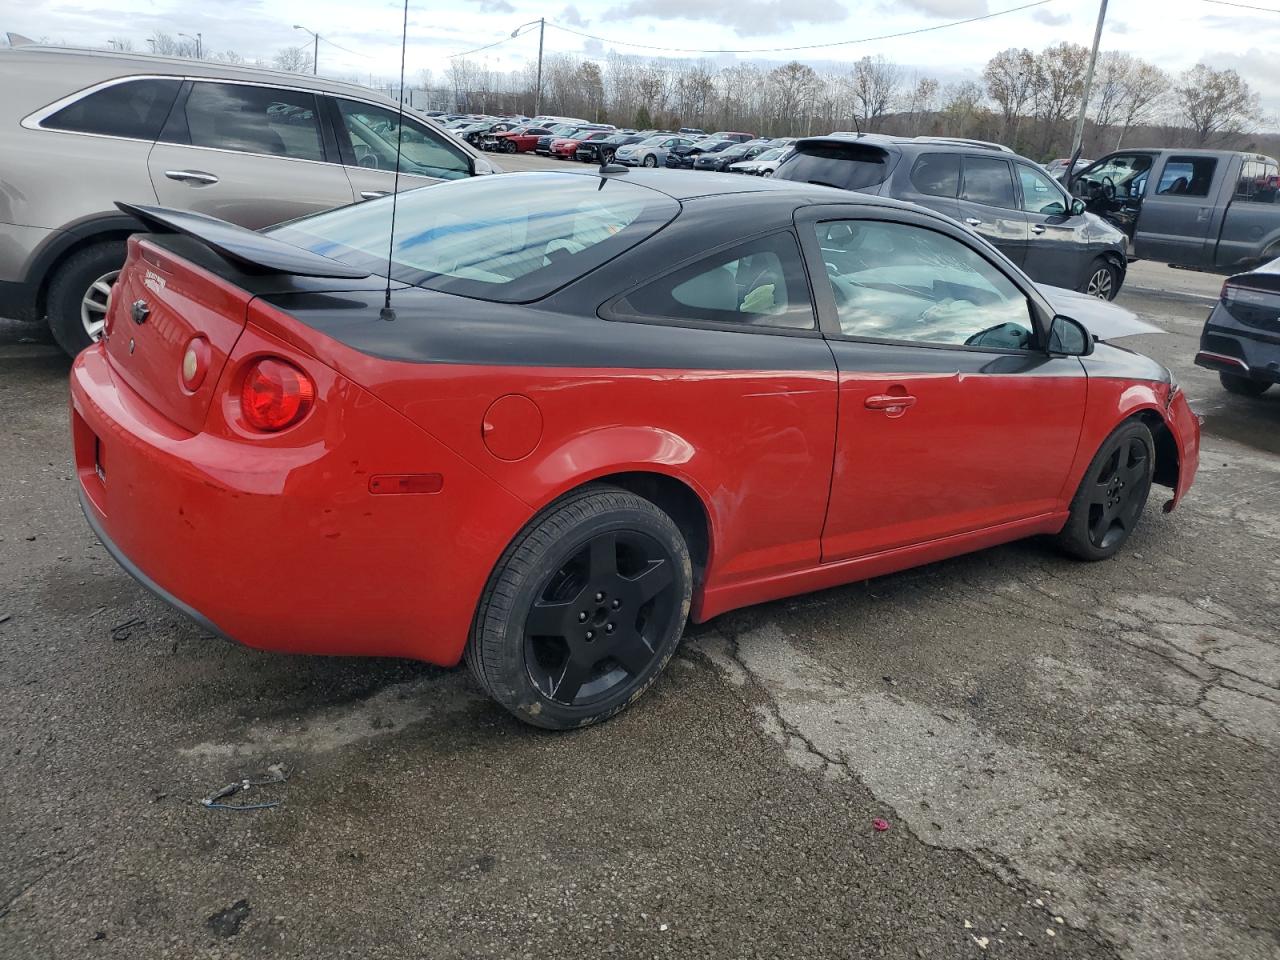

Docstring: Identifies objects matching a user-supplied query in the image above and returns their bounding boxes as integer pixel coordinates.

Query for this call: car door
[957,155,1030,266]
[1073,152,1155,245]
[1132,154,1221,266]
[797,206,1088,562]
[328,97,474,201]
[1016,162,1092,288]
[148,80,356,229]
[600,229,839,582]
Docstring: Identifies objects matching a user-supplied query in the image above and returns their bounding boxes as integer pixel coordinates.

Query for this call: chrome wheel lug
[611,599,621,609]
[595,592,605,602]
[605,623,615,634]
[578,611,588,622]
[585,630,594,640]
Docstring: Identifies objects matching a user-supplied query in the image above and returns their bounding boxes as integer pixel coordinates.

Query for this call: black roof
[502,168,918,207]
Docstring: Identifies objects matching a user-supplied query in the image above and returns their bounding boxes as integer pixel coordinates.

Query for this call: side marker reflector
[369,474,444,495]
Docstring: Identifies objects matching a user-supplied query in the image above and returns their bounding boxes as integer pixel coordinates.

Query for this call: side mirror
[1071,198,1087,216]
[1048,315,1094,356]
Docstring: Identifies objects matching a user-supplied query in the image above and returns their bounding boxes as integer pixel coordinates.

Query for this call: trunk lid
[103,237,252,434]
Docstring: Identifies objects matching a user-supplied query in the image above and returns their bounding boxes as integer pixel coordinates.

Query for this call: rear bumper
[70,339,532,665]
[1197,316,1280,384]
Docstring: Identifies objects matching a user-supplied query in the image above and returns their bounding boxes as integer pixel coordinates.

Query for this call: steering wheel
[1100,176,1117,201]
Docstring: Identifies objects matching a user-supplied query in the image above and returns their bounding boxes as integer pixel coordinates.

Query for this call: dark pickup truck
[1072,149,1280,272]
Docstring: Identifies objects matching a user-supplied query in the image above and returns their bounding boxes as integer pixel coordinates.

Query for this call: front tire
[1056,420,1155,561]
[1219,371,1271,397]
[1083,257,1121,301]
[642,154,658,168]
[46,240,126,356]
[466,485,693,730]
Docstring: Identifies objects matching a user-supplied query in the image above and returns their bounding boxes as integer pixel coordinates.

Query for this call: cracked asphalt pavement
[2,273,1278,959]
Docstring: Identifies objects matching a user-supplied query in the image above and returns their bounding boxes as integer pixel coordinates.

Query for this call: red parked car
[71,172,1199,730]
[550,130,613,159]
[483,125,553,153]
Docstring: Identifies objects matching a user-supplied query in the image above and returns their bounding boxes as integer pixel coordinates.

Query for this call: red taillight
[181,336,212,391]
[240,358,315,431]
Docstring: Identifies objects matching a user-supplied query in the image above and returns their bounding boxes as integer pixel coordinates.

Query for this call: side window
[909,153,960,198]
[336,100,471,180]
[1235,160,1277,203]
[1156,156,1217,197]
[1017,165,1068,215]
[611,232,815,331]
[181,83,324,161]
[812,219,1035,350]
[42,78,181,140]
[961,157,1017,209]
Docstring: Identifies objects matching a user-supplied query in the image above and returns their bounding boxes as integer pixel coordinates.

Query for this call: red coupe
[71,172,1199,729]
[550,130,613,159]
[484,125,553,153]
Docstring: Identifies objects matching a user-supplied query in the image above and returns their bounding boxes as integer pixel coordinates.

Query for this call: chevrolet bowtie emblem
[131,299,150,325]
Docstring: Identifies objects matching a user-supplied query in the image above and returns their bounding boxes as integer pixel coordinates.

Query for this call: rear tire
[465,485,692,730]
[1082,257,1121,301]
[1219,372,1271,396]
[46,240,126,356]
[1056,420,1154,561]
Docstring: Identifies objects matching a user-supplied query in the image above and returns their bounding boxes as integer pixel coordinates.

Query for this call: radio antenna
[380,0,411,322]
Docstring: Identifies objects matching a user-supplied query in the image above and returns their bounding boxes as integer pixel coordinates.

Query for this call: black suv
[773,136,1130,299]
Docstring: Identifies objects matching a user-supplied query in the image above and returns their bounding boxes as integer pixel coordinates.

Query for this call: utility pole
[512,19,545,116]
[293,24,319,75]
[1067,0,1108,188]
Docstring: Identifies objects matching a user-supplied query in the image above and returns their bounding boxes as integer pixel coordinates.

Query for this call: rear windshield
[775,143,893,191]
[270,173,679,303]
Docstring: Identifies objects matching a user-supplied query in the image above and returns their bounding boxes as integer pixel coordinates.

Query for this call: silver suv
[0,45,499,354]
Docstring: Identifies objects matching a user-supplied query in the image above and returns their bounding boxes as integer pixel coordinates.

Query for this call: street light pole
[293,24,319,75]
[1067,0,1108,188]
[511,19,545,116]
[179,32,203,58]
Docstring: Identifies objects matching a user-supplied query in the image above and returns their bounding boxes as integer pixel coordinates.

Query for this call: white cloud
[604,0,847,37]
[559,4,589,26]
[1032,8,1070,26]
[894,0,988,17]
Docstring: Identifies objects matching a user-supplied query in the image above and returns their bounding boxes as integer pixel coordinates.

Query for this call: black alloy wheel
[522,529,677,705]
[1056,420,1154,560]
[466,485,692,729]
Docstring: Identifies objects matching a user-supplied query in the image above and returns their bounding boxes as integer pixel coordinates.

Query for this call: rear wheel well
[1135,409,1178,489]
[591,472,710,588]
[36,230,135,320]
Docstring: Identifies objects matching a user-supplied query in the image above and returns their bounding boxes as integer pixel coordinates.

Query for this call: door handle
[164,169,219,185]
[360,190,390,200]
[1031,224,1047,234]
[865,394,917,414]
[964,217,982,227]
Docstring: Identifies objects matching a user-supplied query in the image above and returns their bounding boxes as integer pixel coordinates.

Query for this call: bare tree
[213,50,245,65]
[1031,42,1089,155]
[940,81,988,139]
[769,61,820,137]
[148,32,179,55]
[273,45,315,73]
[1110,59,1169,149]
[1176,64,1259,146]
[901,75,940,136]
[847,55,901,132]
[107,37,134,52]
[983,48,1036,148]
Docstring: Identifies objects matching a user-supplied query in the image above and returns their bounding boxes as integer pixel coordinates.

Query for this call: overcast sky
[8,0,1280,115]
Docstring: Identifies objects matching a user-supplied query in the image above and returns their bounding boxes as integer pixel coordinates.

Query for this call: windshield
[270,173,679,303]
[756,148,784,161]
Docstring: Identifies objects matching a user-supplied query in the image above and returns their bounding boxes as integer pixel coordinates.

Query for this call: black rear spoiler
[115,202,371,280]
